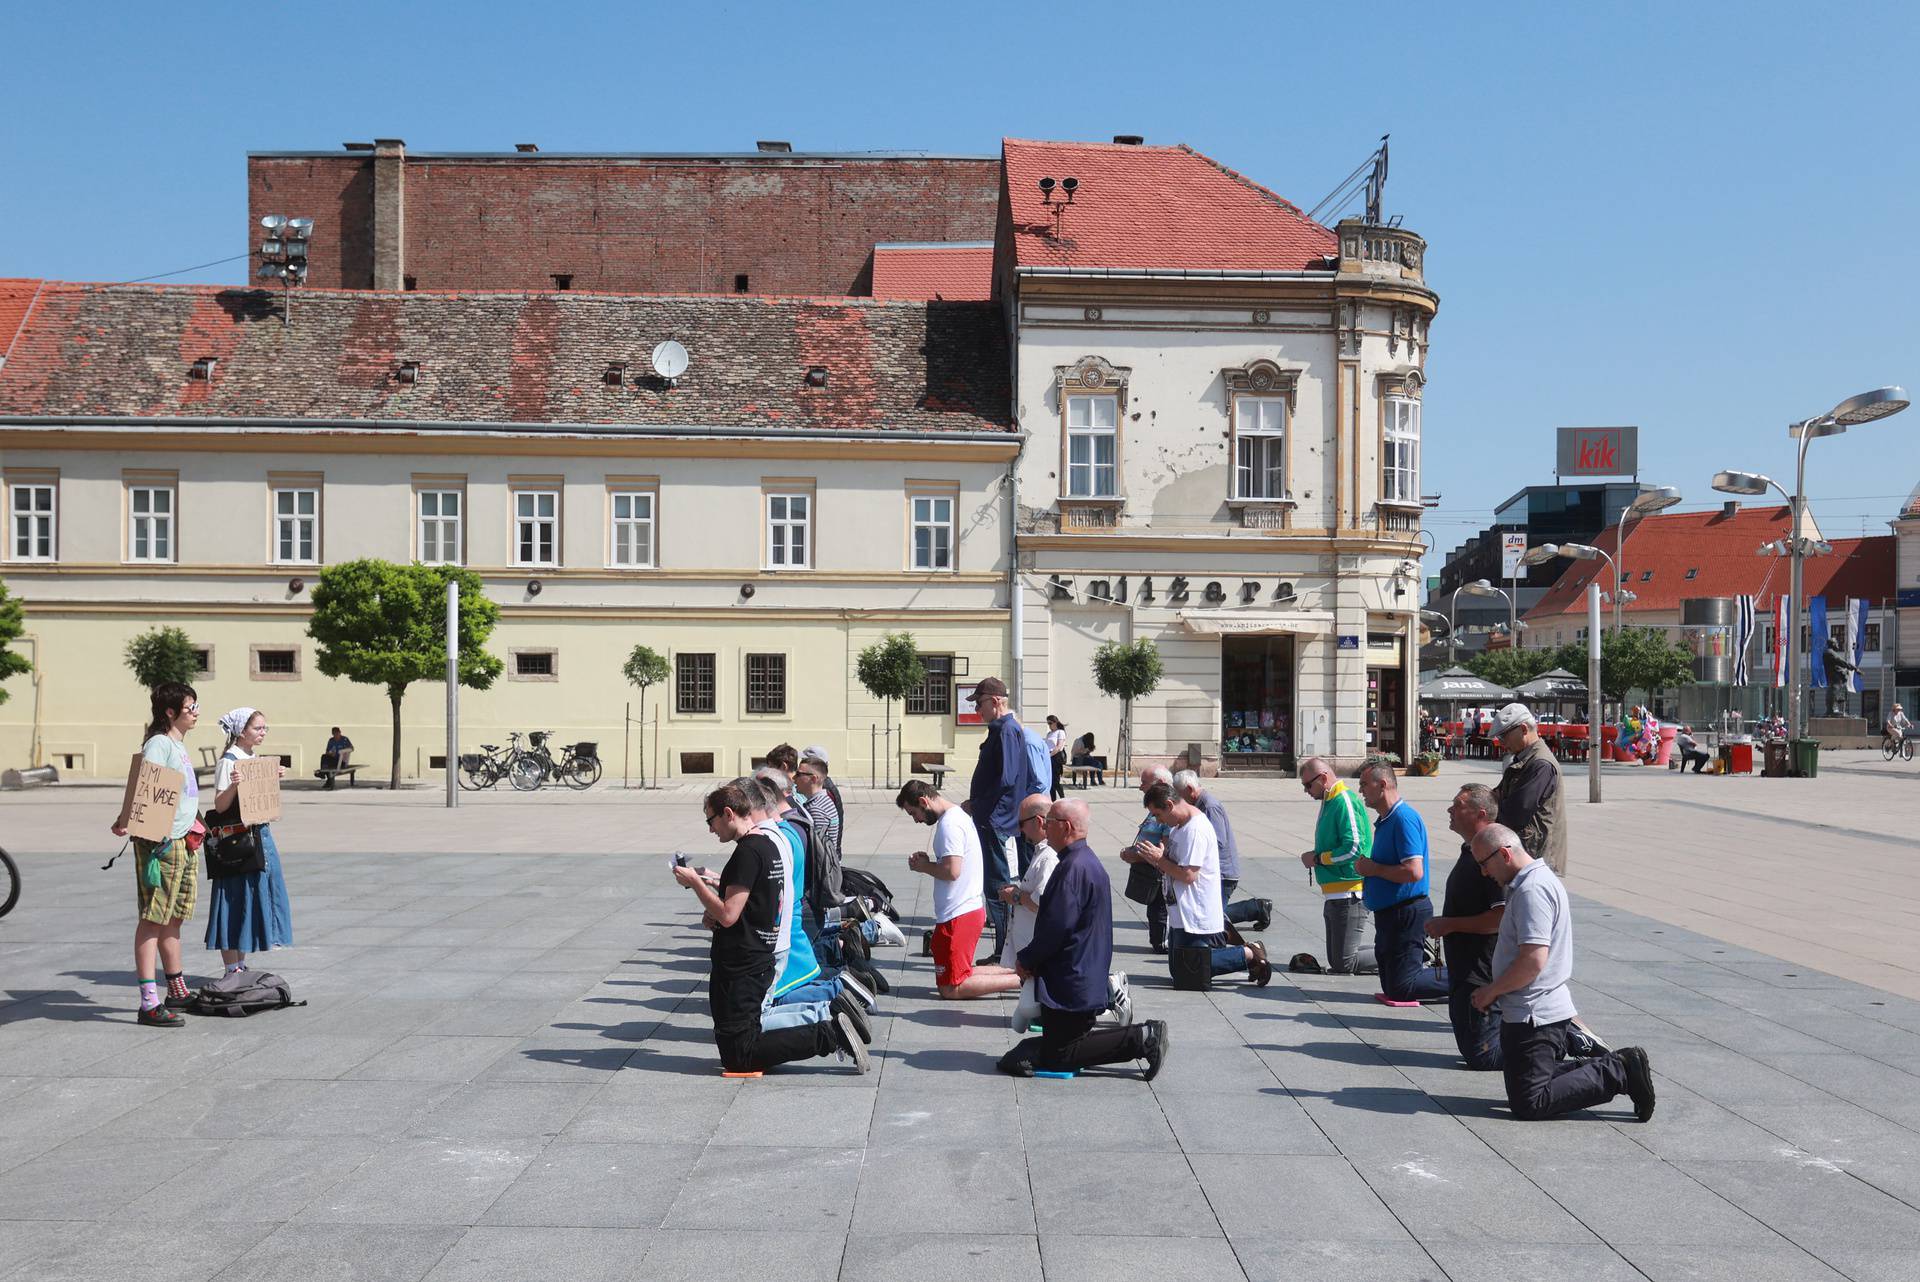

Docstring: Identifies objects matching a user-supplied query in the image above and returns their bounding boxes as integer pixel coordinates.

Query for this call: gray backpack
[187,969,304,1018]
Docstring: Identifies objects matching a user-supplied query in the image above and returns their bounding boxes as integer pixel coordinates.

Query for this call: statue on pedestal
[1821,640,1861,716]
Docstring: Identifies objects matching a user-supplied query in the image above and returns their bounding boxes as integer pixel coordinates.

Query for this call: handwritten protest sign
[235,756,282,824]
[124,756,187,842]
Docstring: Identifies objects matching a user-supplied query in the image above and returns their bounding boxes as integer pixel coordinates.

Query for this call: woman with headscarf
[204,707,294,974]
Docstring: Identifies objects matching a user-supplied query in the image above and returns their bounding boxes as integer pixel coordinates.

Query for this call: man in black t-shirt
[675,782,869,1075]
[1425,784,1506,1071]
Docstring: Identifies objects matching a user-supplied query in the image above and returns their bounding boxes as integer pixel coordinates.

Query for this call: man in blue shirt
[966,676,1037,960]
[998,798,1168,1079]
[1355,760,1450,1003]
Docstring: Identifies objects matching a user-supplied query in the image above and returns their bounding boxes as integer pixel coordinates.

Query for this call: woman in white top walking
[1043,716,1068,800]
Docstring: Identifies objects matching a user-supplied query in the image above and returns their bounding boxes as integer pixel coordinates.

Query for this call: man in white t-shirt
[898,780,1022,1000]
[1125,782,1271,986]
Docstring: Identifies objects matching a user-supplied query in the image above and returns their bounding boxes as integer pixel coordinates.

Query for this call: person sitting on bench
[319,727,353,790]
[1674,727,1710,774]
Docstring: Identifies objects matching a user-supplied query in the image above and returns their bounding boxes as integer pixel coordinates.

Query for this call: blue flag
[1808,596,1828,689]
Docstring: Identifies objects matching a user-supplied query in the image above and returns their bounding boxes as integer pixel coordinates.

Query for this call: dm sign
[1556,426,1638,478]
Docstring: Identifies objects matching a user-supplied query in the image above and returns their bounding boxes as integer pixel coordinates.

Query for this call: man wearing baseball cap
[1490,703,1567,877]
[965,676,1046,960]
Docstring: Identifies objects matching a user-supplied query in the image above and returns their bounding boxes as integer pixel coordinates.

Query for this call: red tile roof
[1000,139,1338,271]
[0,281,1011,434]
[1524,506,1895,622]
[870,244,993,302]
[0,279,45,368]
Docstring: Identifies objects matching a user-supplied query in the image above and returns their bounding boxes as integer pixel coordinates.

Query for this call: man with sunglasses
[1470,824,1654,1122]
[1297,756,1375,975]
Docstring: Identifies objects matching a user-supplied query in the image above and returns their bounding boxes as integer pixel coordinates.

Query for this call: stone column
[372,139,406,290]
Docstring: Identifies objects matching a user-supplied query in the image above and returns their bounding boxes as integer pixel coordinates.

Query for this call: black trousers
[1049,753,1066,800]
[998,1005,1147,1076]
[1500,1017,1630,1119]
[710,962,836,1073]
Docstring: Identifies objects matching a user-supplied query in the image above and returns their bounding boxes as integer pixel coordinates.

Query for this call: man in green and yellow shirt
[1297,757,1377,974]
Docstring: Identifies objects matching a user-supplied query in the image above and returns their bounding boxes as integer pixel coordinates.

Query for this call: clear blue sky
[3,1,1915,564]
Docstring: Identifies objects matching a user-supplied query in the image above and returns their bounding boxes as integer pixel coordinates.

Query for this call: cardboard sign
[235,756,282,824]
[125,756,187,843]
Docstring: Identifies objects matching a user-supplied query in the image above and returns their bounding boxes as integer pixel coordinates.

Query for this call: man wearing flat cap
[1490,703,1566,877]
[965,676,1045,960]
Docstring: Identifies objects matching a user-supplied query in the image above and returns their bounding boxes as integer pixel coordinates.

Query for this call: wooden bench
[1067,765,1097,789]
[926,764,952,791]
[316,751,360,789]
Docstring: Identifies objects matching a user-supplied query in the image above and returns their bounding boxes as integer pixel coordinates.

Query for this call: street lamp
[1715,385,1910,742]
[1456,578,1517,648]
[257,214,314,328]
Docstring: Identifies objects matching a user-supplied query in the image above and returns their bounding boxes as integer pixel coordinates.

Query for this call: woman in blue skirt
[205,707,293,973]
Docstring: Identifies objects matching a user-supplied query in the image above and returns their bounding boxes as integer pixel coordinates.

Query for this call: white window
[273,487,318,564]
[767,493,811,568]
[1383,396,1421,505]
[911,495,954,570]
[418,489,462,565]
[129,485,175,562]
[1065,394,1118,497]
[1234,396,1287,499]
[514,490,559,566]
[610,491,655,567]
[11,484,55,560]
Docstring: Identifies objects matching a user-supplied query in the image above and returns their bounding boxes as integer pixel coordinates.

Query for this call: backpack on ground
[785,803,843,917]
[187,969,305,1018]
[838,866,897,920]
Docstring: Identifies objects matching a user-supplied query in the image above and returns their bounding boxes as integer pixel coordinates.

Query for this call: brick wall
[247,151,1001,294]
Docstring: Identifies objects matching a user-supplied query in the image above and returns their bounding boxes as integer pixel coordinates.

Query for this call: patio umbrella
[1417,667,1515,704]
[1516,668,1588,703]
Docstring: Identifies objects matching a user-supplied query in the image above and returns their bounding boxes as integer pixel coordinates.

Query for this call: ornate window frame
[1376,369,1424,513]
[1223,360,1301,526]
[1054,356,1128,527]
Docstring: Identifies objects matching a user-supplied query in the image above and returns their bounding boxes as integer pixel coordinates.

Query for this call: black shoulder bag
[203,799,265,878]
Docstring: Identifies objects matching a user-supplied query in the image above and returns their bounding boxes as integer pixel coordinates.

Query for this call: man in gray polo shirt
[1470,824,1655,1122]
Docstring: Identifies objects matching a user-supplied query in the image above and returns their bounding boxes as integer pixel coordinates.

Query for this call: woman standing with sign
[204,707,293,976]
[110,682,202,1027]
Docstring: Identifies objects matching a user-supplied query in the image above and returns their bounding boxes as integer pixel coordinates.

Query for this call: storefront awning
[1177,610,1336,636]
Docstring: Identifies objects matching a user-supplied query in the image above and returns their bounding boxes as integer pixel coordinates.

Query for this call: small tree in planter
[856,632,924,786]
[1092,638,1163,778]
[124,625,201,690]
[1411,748,1443,777]
[622,644,671,787]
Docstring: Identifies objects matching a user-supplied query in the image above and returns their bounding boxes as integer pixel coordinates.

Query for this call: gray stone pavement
[3,760,1920,1280]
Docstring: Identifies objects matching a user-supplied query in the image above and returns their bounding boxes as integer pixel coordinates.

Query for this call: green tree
[0,580,32,704]
[1465,646,1556,692]
[622,644,671,787]
[307,560,503,789]
[123,625,200,691]
[1092,638,1164,776]
[856,633,925,780]
[1600,627,1695,705]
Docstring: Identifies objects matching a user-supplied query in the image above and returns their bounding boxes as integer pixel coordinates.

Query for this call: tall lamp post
[1449,579,1511,667]
[1714,385,1909,742]
[257,215,313,328]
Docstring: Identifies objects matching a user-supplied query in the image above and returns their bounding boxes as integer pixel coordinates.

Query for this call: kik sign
[1555,426,1638,478]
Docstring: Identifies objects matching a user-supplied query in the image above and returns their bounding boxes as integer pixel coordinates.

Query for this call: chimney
[755,140,793,153]
[371,139,406,291]
[1112,134,1144,145]
[515,143,539,153]
[1720,500,1739,518]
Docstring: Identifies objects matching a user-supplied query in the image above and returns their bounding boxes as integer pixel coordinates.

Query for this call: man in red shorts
[898,779,1022,1000]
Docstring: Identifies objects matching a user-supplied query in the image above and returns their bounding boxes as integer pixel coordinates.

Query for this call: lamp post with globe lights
[1714,386,1909,742]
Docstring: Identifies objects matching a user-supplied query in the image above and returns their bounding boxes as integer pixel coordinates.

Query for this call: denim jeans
[979,824,1016,953]
[1220,877,1264,928]
[1449,984,1504,1070]
[1322,895,1376,974]
[1372,896,1449,1001]
[1168,927,1247,978]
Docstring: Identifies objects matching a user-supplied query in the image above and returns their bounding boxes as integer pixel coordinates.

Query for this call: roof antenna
[1363,134,1389,225]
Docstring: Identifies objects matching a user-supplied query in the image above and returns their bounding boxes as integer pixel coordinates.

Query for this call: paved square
[4,758,1920,1280]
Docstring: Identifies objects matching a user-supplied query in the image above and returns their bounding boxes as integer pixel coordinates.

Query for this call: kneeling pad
[1374,994,1423,1008]
[720,1070,764,1078]
[1033,1070,1077,1079]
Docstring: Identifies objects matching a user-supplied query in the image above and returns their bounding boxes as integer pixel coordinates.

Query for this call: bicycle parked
[458,731,534,790]
[510,731,602,790]
[0,846,18,919]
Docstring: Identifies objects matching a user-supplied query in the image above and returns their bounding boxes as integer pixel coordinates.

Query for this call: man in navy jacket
[998,798,1169,1079]
[966,676,1039,959]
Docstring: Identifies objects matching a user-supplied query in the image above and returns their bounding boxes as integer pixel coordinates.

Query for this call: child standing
[111,682,203,1027]
[204,707,293,973]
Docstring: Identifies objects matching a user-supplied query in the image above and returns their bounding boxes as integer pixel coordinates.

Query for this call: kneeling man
[899,780,1022,1000]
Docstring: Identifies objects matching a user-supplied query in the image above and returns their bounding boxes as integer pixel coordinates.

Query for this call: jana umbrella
[1418,667,1515,703]
[1516,668,1588,702]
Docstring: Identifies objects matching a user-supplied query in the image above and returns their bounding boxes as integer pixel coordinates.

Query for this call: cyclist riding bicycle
[1887,703,1911,748]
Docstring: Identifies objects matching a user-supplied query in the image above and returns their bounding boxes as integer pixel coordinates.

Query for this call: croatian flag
[1772,596,1790,687]
[1846,598,1869,691]
[1732,595,1756,686]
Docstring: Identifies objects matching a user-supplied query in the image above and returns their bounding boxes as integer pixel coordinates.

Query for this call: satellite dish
[650,340,689,382]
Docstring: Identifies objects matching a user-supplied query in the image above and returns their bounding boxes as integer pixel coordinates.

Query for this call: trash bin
[1655,725,1677,767]
[1790,736,1820,779]
[1762,740,1790,778]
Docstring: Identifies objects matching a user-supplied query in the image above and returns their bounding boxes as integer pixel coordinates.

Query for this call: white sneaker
[838,970,876,1010]
[871,914,907,948]
[1108,971,1135,1026]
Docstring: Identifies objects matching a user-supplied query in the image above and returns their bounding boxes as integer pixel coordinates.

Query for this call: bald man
[1000,798,1168,1080]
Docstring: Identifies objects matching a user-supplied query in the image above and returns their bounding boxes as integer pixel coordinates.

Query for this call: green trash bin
[1790,737,1820,779]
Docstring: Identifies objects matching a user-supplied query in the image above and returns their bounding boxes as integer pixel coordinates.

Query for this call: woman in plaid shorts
[111,682,203,1027]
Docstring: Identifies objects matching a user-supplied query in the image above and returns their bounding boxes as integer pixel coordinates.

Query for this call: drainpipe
[21,633,43,767]
[1008,465,1023,706]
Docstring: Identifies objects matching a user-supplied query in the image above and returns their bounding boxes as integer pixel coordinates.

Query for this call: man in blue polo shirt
[1355,760,1449,1002]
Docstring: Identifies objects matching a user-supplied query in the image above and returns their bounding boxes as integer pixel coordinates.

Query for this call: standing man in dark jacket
[1490,703,1567,877]
[966,676,1035,959]
[998,798,1169,1079]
